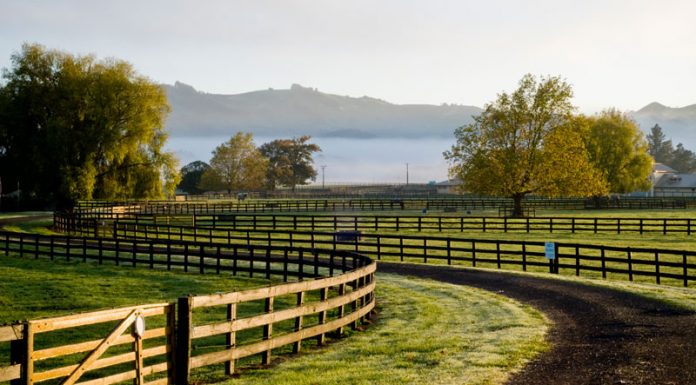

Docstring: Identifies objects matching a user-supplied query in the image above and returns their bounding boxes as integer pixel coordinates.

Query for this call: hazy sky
[2,0,695,113]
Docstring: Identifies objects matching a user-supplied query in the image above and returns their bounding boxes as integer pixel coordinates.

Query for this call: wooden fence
[74,196,695,214]
[186,214,696,235]
[112,223,696,288]
[57,210,696,238]
[0,231,376,385]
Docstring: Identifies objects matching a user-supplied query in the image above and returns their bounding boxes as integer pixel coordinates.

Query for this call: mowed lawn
[0,255,550,385]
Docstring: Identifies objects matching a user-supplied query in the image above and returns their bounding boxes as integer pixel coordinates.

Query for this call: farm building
[435,178,462,194]
[653,172,696,197]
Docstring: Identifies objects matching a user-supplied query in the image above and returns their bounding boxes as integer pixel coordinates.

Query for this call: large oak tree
[259,136,321,191]
[0,43,178,209]
[444,74,607,216]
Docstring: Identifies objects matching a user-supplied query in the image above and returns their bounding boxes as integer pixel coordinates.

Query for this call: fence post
[293,292,305,353]
[10,322,32,385]
[176,296,193,385]
[496,242,501,269]
[262,297,274,365]
[336,284,346,335]
[522,243,527,271]
[472,241,476,267]
[317,287,328,345]
[655,251,661,284]
[683,253,688,287]
[627,248,633,282]
[601,246,606,279]
[225,303,237,375]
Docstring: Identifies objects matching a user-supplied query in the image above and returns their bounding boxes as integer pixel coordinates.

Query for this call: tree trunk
[511,194,525,218]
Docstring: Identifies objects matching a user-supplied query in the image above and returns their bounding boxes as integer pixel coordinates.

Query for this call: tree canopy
[444,74,607,216]
[581,110,653,193]
[199,132,268,192]
[259,136,321,191]
[646,124,696,172]
[0,43,178,209]
[177,161,210,194]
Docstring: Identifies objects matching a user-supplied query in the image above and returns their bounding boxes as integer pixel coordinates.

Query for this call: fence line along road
[0,230,376,385]
[111,223,696,288]
[100,213,696,235]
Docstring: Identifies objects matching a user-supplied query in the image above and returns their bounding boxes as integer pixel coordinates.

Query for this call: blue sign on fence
[545,242,556,259]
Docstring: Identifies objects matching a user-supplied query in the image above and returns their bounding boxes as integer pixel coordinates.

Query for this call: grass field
[3,207,696,384]
[0,255,549,385]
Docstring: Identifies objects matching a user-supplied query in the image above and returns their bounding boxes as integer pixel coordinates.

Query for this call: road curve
[378,262,696,385]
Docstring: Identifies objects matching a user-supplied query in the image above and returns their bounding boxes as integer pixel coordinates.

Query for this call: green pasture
[0,254,548,385]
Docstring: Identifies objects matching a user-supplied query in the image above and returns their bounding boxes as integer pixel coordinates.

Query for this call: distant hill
[163,82,696,149]
[631,102,696,148]
[163,82,482,139]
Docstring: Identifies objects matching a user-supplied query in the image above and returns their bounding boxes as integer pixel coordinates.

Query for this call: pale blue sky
[2,0,695,112]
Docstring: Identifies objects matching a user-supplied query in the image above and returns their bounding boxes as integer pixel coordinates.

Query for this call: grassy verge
[0,254,550,385]
[209,274,549,385]
[0,256,272,323]
[0,211,55,234]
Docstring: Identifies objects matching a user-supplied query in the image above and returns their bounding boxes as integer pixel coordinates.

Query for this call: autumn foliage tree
[581,110,653,194]
[0,43,178,209]
[259,136,321,191]
[199,132,268,192]
[444,74,607,216]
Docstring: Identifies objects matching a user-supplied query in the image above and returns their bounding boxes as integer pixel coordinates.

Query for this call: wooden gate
[11,303,175,385]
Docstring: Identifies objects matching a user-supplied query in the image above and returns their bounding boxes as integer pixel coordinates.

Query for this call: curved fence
[96,213,696,236]
[112,223,696,288]
[0,231,376,385]
[74,196,695,214]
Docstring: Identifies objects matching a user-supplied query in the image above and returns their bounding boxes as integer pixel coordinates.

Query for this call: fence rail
[182,214,696,235]
[56,212,696,236]
[73,196,695,214]
[112,223,696,288]
[0,231,375,385]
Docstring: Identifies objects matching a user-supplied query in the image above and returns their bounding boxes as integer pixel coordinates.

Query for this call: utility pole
[406,163,409,185]
[321,165,326,188]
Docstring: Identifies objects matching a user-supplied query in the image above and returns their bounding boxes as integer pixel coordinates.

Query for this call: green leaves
[0,43,178,207]
[199,132,269,192]
[259,136,321,191]
[444,74,607,214]
[581,110,653,194]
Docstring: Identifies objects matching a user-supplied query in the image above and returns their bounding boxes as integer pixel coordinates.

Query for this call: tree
[0,43,178,209]
[581,110,653,193]
[644,124,696,172]
[444,74,606,216]
[671,143,696,172]
[177,161,210,194]
[199,132,268,193]
[646,124,673,164]
[259,136,321,191]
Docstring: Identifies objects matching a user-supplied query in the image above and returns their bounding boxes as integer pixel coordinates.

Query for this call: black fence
[74,196,695,214]
[189,214,696,235]
[111,223,696,287]
[55,211,696,236]
[0,230,372,281]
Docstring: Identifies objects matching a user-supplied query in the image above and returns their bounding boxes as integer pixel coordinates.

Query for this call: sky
[2,0,696,113]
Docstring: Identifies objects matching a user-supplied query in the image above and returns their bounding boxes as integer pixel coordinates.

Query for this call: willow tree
[444,74,607,216]
[0,43,178,209]
[581,110,653,194]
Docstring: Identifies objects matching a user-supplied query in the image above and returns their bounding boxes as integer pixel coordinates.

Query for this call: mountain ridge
[163,82,695,148]
[163,82,482,139]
